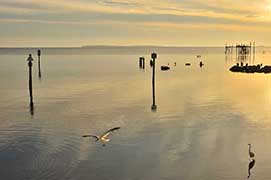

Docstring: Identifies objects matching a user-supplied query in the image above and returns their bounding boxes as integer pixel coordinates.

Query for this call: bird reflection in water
[247,144,256,178]
[247,159,255,178]
[82,127,120,146]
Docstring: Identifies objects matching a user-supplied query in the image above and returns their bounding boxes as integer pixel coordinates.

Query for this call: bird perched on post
[82,127,120,145]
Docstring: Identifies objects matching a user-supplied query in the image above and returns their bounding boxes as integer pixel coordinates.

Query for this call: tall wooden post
[151,52,157,111]
[253,42,256,55]
[27,54,34,108]
[37,49,41,78]
[142,57,145,69]
[253,42,255,64]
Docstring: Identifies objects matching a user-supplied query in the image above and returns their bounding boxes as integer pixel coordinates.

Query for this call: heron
[82,127,120,145]
[248,144,255,158]
[247,159,255,178]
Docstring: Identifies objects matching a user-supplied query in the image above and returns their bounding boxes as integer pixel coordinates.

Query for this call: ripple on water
[0,121,81,180]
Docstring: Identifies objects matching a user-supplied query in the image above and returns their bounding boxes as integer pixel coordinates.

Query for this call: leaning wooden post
[27,54,34,108]
[151,52,157,111]
[37,49,41,78]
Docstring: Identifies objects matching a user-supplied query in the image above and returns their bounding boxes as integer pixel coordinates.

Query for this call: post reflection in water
[151,52,157,111]
[30,104,34,116]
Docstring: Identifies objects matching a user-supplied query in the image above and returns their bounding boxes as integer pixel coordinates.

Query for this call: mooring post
[37,49,41,78]
[142,57,145,69]
[253,42,256,55]
[139,57,142,68]
[151,52,157,111]
[253,42,256,64]
[27,54,34,108]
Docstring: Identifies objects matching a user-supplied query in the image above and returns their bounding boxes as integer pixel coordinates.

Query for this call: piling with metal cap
[151,52,157,110]
[37,49,41,78]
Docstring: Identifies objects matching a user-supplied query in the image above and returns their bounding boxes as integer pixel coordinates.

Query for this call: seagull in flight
[82,127,120,145]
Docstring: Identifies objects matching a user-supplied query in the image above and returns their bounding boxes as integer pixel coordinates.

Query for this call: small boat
[161,66,170,71]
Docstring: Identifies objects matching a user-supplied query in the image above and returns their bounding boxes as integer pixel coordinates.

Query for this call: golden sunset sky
[1,0,271,47]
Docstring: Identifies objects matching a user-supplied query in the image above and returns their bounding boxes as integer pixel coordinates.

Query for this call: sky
[1,0,271,47]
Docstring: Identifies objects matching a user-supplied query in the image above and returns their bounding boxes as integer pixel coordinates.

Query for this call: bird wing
[82,135,99,141]
[101,127,120,138]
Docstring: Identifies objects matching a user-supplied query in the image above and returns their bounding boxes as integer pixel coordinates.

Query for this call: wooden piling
[37,49,41,78]
[27,54,34,108]
[142,57,145,69]
[253,42,256,55]
[139,57,145,69]
[151,52,157,111]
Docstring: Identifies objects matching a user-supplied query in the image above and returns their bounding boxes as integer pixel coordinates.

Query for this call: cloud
[0,0,271,46]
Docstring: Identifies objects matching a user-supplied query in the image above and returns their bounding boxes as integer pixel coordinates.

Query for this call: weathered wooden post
[253,42,256,55]
[37,49,41,78]
[151,52,157,111]
[142,57,145,69]
[253,42,256,64]
[150,59,153,67]
[139,57,145,69]
[27,54,34,109]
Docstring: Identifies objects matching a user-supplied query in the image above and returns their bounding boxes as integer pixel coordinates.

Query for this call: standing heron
[82,127,120,145]
[248,144,255,158]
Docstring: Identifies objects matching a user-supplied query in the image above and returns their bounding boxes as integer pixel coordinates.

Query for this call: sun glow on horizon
[0,0,271,46]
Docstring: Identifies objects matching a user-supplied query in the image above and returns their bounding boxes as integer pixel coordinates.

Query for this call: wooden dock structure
[225,42,256,56]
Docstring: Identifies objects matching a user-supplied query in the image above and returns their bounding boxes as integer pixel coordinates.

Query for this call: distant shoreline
[0,45,224,49]
[0,46,268,55]
[0,45,268,49]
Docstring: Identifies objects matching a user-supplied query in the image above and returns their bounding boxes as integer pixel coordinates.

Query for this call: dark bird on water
[247,159,255,178]
[82,127,120,144]
[248,144,255,158]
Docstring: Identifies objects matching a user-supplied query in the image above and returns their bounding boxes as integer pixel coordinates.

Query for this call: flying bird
[248,144,255,158]
[82,127,120,145]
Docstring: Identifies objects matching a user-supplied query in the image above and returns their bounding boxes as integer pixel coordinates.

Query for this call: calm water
[1,47,271,180]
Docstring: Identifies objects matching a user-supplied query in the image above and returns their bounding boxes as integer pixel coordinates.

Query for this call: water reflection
[29,104,34,116]
[247,159,255,178]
